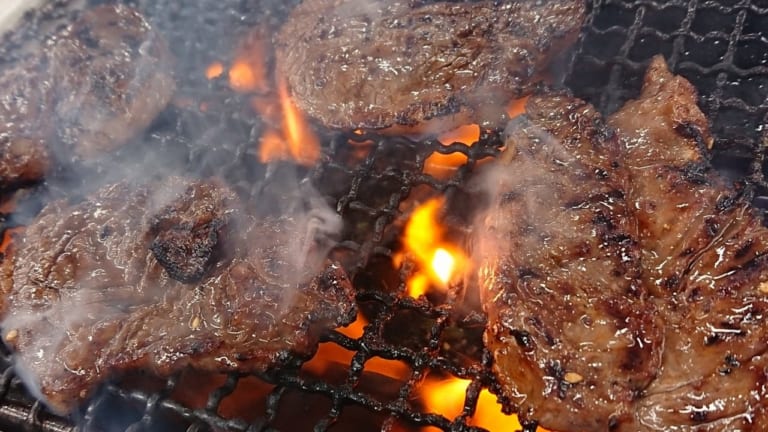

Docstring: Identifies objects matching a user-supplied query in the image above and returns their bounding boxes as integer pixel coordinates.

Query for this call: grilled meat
[1,178,355,414]
[149,181,234,283]
[275,0,585,130]
[0,58,54,187]
[50,4,175,159]
[0,136,50,189]
[607,56,768,431]
[478,57,768,431]
[475,93,661,431]
[0,4,174,189]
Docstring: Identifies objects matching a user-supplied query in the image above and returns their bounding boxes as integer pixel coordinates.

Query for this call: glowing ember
[205,61,224,80]
[437,124,480,146]
[400,198,467,298]
[303,313,410,380]
[507,96,530,119]
[420,377,550,432]
[0,227,23,255]
[229,59,260,92]
[424,124,480,179]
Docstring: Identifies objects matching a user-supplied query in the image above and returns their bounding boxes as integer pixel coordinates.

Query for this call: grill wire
[0,0,767,431]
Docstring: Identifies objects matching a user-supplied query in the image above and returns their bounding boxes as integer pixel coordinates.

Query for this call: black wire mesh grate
[0,0,766,431]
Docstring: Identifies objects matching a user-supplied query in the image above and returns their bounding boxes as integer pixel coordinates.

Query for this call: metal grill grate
[0,1,767,431]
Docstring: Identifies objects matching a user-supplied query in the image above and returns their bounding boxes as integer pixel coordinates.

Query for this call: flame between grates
[0,0,767,431]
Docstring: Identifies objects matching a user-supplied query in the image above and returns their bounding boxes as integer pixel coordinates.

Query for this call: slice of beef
[0,4,175,189]
[475,93,661,432]
[275,0,585,130]
[149,180,237,283]
[0,178,355,414]
[0,58,55,188]
[50,4,176,159]
[608,56,768,431]
[0,136,50,189]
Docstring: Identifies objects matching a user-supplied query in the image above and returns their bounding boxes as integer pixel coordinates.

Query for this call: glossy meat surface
[1,179,355,414]
[609,56,768,431]
[478,57,768,431]
[0,4,175,188]
[476,94,661,431]
[276,0,585,129]
[50,4,176,158]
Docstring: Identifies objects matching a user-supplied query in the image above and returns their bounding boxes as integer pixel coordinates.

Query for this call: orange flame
[229,59,262,92]
[303,313,410,380]
[250,80,321,166]
[205,61,224,80]
[398,198,467,299]
[420,377,550,432]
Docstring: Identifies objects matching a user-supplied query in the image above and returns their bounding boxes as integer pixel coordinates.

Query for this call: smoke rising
[0,0,347,417]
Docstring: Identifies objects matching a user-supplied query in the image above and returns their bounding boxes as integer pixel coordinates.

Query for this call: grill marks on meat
[0,4,174,188]
[479,57,768,431]
[0,179,355,414]
[608,56,768,431]
[476,94,661,431]
[275,0,585,130]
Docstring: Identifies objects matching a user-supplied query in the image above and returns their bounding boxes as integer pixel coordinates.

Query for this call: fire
[507,95,530,119]
[399,198,467,298]
[423,98,529,179]
[420,377,550,432]
[255,80,320,166]
[229,59,261,92]
[205,61,224,80]
[424,124,480,179]
[303,313,410,380]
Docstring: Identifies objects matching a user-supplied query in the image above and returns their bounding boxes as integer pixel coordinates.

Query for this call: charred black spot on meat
[690,409,709,423]
[2,178,355,414]
[150,222,223,283]
[704,218,720,238]
[511,329,534,351]
[594,168,609,179]
[715,194,736,212]
[681,162,710,186]
[99,225,113,240]
[704,333,722,346]
[734,239,755,260]
[662,274,681,291]
[479,91,661,432]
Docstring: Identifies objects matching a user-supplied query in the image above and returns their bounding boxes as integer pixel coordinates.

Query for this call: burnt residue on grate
[0,1,768,431]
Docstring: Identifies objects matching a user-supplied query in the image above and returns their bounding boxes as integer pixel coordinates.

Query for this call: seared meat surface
[1,178,355,414]
[475,94,661,431]
[276,0,585,130]
[0,59,54,187]
[0,136,50,189]
[478,57,768,431]
[608,57,768,431]
[149,181,235,283]
[0,4,174,188]
[51,4,175,159]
